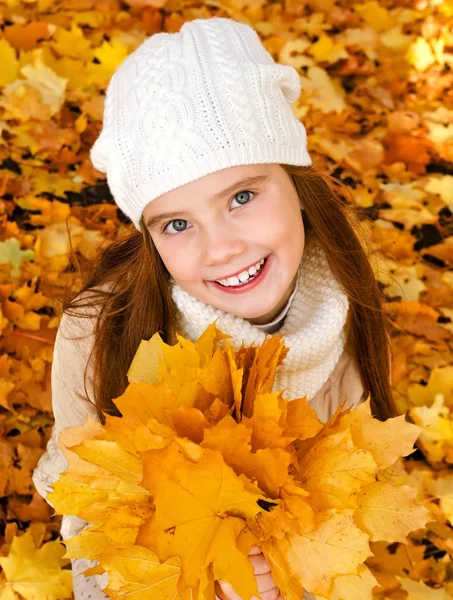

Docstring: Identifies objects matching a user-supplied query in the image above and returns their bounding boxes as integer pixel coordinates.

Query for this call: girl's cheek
[260,213,295,246]
[153,238,180,274]
[160,239,199,280]
[258,198,296,233]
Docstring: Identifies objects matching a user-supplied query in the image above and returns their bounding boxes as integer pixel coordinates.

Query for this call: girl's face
[142,163,305,324]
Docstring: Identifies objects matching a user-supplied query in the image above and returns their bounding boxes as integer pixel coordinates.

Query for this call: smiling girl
[33,16,396,600]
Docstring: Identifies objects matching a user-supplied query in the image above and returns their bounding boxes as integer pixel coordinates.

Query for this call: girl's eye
[231,190,254,208]
[164,219,189,234]
[162,190,255,235]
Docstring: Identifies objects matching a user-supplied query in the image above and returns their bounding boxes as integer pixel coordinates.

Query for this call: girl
[33,16,395,600]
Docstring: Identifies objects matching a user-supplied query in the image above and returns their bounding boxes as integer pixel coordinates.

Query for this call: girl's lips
[208,254,272,294]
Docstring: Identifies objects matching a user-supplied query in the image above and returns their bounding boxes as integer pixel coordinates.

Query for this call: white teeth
[227,275,240,286]
[216,257,267,287]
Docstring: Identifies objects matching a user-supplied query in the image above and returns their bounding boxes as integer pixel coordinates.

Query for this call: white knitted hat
[90,16,312,230]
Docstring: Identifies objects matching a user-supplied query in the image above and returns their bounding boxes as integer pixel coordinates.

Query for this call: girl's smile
[207,254,271,294]
[142,163,305,325]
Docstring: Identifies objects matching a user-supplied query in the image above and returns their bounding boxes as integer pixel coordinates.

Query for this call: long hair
[62,164,397,423]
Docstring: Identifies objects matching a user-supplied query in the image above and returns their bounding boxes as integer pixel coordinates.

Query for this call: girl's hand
[215,546,282,600]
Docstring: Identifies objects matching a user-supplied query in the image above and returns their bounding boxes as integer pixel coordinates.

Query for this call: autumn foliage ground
[0,0,452,598]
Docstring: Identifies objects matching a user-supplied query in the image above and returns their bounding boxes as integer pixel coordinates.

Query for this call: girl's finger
[252,587,280,600]
[256,572,277,593]
[216,576,282,600]
[215,580,241,600]
[249,552,271,575]
[249,545,262,555]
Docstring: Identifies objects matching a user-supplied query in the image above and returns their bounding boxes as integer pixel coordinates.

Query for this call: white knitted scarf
[170,244,349,401]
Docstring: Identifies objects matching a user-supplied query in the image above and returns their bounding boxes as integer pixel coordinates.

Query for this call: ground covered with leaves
[0,0,452,598]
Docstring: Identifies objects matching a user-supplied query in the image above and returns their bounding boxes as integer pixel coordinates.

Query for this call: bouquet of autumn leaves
[48,324,430,600]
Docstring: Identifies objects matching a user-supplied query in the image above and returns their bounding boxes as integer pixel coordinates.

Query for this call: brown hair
[63,164,397,423]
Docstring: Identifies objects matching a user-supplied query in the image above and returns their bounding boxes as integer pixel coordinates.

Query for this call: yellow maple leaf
[425,174,453,204]
[127,326,232,414]
[65,530,190,600]
[299,66,346,114]
[241,335,288,418]
[0,39,19,86]
[406,37,437,72]
[202,415,291,497]
[408,367,453,407]
[380,25,415,50]
[85,38,130,88]
[334,399,422,470]
[70,439,144,484]
[284,395,323,440]
[425,473,453,526]
[397,576,452,599]
[0,238,35,270]
[115,380,183,428]
[49,416,155,545]
[103,414,171,454]
[4,54,67,122]
[330,564,379,600]
[251,391,288,450]
[0,530,72,599]
[195,321,231,363]
[384,265,428,302]
[354,1,395,32]
[409,394,453,466]
[355,481,430,542]
[270,510,372,597]
[307,35,348,64]
[50,25,92,61]
[250,479,314,541]
[101,543,191,600]
[136,440,263,599]
[296,427,377,509]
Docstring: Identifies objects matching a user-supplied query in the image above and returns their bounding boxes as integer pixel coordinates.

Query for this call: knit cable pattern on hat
[90,17,312,229]
[171,244,349,401]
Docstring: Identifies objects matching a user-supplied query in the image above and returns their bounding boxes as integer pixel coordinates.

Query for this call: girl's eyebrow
[146,174,270,228]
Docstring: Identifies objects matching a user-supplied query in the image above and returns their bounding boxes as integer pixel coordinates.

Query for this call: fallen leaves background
[0,0,451,598]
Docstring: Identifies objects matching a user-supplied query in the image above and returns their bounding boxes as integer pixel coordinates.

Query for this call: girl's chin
[206,286,282,318]
[212,286,292,322]
[216,300,279,321]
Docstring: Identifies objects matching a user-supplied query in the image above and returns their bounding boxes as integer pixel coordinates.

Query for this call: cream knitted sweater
[32,245,366,599]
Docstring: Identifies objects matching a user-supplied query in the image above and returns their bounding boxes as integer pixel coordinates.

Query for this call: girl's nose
[201,225,247,268]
